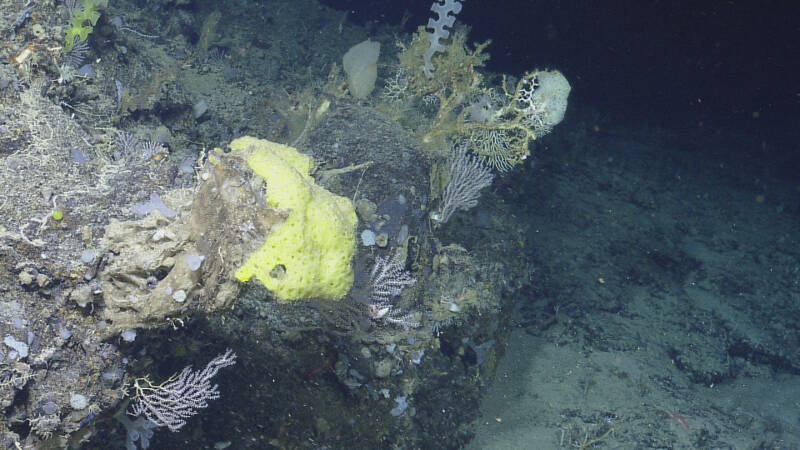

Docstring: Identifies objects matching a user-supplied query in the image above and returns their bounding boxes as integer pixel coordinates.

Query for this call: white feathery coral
[368,251,419,328]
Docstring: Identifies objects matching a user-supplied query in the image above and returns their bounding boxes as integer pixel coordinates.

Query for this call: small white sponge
[343,39,381,100]
[533,70,571,129]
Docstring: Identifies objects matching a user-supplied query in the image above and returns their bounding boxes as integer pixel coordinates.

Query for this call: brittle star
[659,406,689,431]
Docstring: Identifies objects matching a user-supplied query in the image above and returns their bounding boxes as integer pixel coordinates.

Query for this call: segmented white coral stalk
[423,0,464,78]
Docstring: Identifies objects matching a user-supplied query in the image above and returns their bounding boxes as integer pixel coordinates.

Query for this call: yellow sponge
[231,137,357,301]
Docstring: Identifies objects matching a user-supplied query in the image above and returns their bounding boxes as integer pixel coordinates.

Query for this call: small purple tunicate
[102,370,120,382]
[178,155,196,174]
[409,349,424,365]
[131,193,177,219]
[70,147,88,165]
[3,335,28,358]
[185,254,205,271]
[76,64,95,78]
[41,401,59,415]
[390,395,408,417]
[120,329,136,342]
[81,249,97,264]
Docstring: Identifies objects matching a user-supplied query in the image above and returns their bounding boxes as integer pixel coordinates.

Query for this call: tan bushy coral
[396,25,490,158]
[395,24,570,172]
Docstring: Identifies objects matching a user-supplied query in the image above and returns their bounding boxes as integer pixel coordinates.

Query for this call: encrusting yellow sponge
[231,136,357,301]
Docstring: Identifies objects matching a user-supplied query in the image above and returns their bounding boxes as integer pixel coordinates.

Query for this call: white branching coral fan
[128,349,237,432]
[433,142,494,224]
